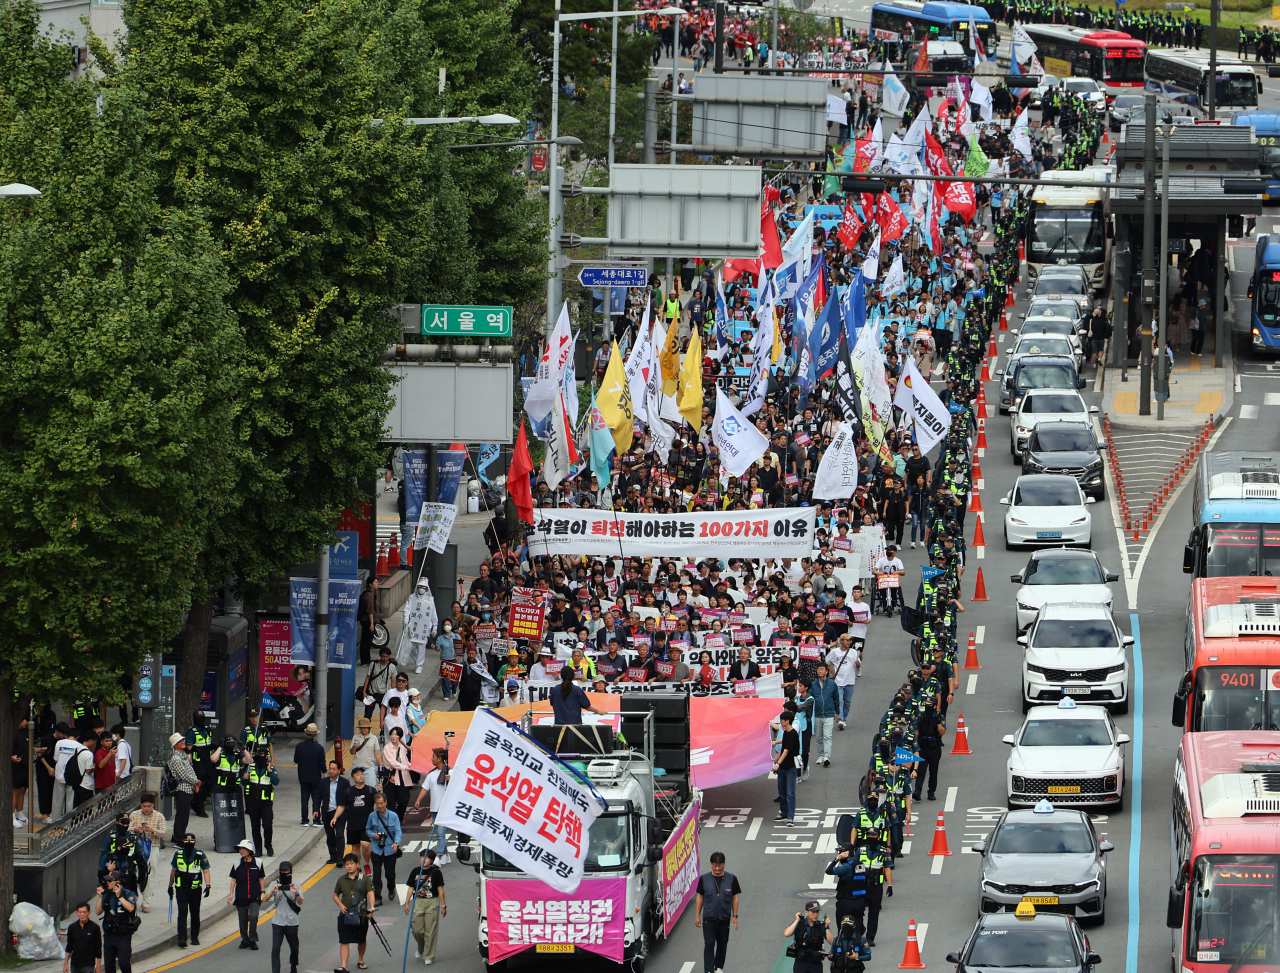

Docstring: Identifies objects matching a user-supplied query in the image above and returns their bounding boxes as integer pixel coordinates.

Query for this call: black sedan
[946,910,1100,973]
[1021,420,1107,500]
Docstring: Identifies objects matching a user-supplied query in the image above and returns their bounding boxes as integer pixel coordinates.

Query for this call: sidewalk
[1103,344,1234,432]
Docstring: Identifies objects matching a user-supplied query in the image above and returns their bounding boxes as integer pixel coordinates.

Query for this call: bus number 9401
[1221,670,1257,687]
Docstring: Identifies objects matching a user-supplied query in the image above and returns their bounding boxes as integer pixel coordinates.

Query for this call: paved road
[128,278,1233,973]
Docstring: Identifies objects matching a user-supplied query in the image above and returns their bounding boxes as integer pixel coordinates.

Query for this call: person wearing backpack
[65,732,96,810]
[52,724,83,820]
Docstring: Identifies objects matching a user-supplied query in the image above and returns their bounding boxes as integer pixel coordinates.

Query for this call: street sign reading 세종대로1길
[578,266,649,288]
[421,305,512,338]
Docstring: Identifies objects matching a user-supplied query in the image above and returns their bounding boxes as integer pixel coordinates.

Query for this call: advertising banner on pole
[288,578,362,669]
[662,800,702,936]
[528,507,817,559]
[259,619,294,695]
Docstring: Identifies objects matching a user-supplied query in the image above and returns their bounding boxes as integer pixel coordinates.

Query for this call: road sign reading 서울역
[421,305,512,338]
[578,266,649,288]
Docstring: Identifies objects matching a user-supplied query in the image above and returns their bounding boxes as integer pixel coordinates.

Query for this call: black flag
[833,328,862,425]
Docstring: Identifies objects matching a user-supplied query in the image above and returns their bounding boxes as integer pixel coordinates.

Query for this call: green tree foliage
[0,0,241,938]
[109,0,545,718]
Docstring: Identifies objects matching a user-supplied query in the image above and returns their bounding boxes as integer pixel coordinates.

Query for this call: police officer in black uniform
[168,832,212,948]
[784,901,832,973]
[826,842,866,930]
[912,693,946,801]
[95,870,139,973]
[186,712,214,817]
[98,813,147,899]
[242,746,279,857]
[853,828,892,947]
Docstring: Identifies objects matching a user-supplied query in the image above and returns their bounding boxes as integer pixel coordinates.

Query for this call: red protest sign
[654,661,676,679]
[626,667,649,682]
[440,660,464,681]
[509,603,546,641]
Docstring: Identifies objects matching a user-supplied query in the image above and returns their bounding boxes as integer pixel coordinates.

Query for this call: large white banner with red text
[527,507,817,559]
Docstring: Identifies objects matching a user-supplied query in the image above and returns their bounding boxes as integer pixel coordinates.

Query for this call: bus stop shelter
[1110,123,1262,369]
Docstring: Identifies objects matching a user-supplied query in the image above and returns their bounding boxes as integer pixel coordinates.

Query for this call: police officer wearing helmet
[783,901,832,973]
[215,736,242,792]
[830,915,867,973]
[826,842,866,930]
[98,813,147,899]
[167,832,211,948]
[95,870,139,973]
[242,745,279,857]
[852,828,891,947]
[913,692,946,802]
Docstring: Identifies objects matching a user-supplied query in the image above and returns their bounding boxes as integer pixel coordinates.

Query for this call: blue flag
[895,746,919,765]
[810,288,843,379]
[841,271,866,342]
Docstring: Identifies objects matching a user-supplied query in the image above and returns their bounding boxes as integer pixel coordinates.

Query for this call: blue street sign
[162,666,176,678]
[139,678,153,691]
[139,691,153,704]
[140,665,152,678]
[578,266,648,288]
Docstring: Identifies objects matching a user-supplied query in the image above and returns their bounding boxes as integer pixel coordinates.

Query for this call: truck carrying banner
[433,709,607,892]
[527,507,818,559]
[662,800,701,936]
[485,878,627,964]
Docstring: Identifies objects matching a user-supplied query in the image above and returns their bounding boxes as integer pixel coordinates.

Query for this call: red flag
[929,183,945,254]
[875,193,909,243]
[724,259,759,283]
[913,39,930,73]
[943,179,977,223]
[764,184,781,208]
[760,202,784,269]
[852,137,874,174]
[509,421,536,524]
[836,200,864,249]
[924,131,953,181]
[937,99,950,134]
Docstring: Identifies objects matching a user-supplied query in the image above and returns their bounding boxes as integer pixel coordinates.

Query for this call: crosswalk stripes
[1242,404,1260,419]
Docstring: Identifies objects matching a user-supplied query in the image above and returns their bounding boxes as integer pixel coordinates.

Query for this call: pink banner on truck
[662,800,701,936]
[689,697,781,790]
[486,878,627,964]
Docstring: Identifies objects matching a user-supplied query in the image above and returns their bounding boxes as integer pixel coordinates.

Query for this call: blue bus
[869,0,999,59]
[1184,451,1280,577]
[1230,111,1280,202]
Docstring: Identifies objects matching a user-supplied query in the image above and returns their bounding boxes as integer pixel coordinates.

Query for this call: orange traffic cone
[999,309,1009,331]
[1102,127,1110,147]
[951,714,973,755]
[376,541,389,578]
[928,811,952,856]
[981,358,991,382]
[407,529,416,566]
[972,566,989,601]
[968,490,983,515]
[963,632,981,669]
[388,530,400,568]
[898,919,927,969]
[976,394,988,419]
[988,333,997,359]
[977,419,987,450]
[972,516,986,549]
[1019,239,1026,262]
[971,455,982,480]
[1005,289,1015,308]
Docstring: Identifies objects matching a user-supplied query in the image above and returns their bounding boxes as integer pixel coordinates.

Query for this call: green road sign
[421,304,512,337]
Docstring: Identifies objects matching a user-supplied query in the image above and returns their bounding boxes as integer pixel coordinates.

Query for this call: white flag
[1012,21,1037,52]
[783,206,816,280]
[903,105,931,157]
[813,421,859,500]
[563,330,580,429]
[525,302,574,422]
[866,350,893,427]
[645,333,675,463]
[543,390,576,489]
[892,357,953,454]
[850,315,878,384]
[623,302,653,424]
[711,388,769,478]
[882,255,906,297]
[861,229,882,281]
[868,119,885,171]
[434,709,606,892]
[971,80,993,122]
[740,298,775,417]
[1012,109,1033,160]
[881,60,909,117]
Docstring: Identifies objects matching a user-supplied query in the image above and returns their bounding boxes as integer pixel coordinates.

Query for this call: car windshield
[1016,336,1074,357]
[1019,718,1112,746]
[1186,856,1280,968]
[1256,277,1280,325]
[967,924,1081,967]
[1113,95,1145,109]
[1023,556,1104,585]
[484,813,630,871]
[1031,425,1094,452]
[1023,319,1076,338]
[1034,273,1089,294]
[1016,364,1077,391]
[1031,618,1119,648]
[1023,393,1084,414]
[1031,210,1105,265]
[1218,73,1259,108]
[1065,80,1097,93]
[990,820,1095,854]
[1014,480,1080,507]
[1200,524,1280,578]
[1027,300,1082,318]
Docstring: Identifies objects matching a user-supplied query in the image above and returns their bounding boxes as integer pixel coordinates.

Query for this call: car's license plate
[537,945,574,953]
[1022,896,1060,906]
[1048,785,1082,794]
[1036,531,1063,538]
[1064,687,1091,695]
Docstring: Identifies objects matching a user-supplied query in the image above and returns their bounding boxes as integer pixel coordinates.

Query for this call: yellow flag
[678,330,704,433]
[595,340,634,453]
[659,313,681,395]
[771,303,782,364]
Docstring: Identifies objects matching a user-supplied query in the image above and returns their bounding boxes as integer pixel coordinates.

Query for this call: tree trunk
[0,670,16,955]
[244,596,261,710]
[175,595,214,735]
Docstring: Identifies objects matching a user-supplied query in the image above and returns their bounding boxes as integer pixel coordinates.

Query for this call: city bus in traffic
[869,0,999,57]
[1172,577,1280,732]
[1183,451,1280,578]
[1168,731,1280,972]
[1026,166,1113,292]
[1145,48,1262,112]
[1230,112,1280,202]
[1021,24,1146,97]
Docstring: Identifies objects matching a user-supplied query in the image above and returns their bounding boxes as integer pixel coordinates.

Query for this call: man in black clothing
[903,446,931,489]
[293,724,326,827]
[331,767,378,873]
[63,902,102,973]
[167,833,211,948]
[547,595,580,634]
[912,695,946,801]
[694,851,741,973]
[320,761,352,864]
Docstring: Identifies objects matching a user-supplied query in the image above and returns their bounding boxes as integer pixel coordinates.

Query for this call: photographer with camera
[368,792,403,907]
[783,901,831,973]
[242,746,279,857]
[264,860,304,973]
[94,871,139,973]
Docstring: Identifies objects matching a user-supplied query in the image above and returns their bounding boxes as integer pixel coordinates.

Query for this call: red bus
[1021,25,1146,98]
[1173,578,1280,732]
[1169,732,1280,972]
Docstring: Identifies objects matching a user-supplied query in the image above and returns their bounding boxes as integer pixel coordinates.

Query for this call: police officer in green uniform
[185,711,215,817]
[215,736,243,792]
[242,747,280,857]
[98,813,148,898]
[168,832,212,948]
[239,709,273,764]
[851,828,891,947]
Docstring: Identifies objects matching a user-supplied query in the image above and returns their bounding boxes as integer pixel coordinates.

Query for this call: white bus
[1026,167,1114,293]
[1145,48,1261,112]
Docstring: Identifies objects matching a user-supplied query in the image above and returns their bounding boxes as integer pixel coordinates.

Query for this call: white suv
[1019,602,1132,715]
[1010,389,1096,461]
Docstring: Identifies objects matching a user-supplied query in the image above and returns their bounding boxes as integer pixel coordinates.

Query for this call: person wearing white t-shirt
[872,545,906,614]
[111,724,133,780]
[846,586,872,652]
[825,634,861,730]
[413,748,452,865]
[52,729,84,820]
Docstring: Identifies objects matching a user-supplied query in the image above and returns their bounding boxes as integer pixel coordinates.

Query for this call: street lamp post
[0,184,41,199]
[546,3,684,334]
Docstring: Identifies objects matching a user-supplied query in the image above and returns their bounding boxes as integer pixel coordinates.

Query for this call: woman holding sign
[549,667,609,725]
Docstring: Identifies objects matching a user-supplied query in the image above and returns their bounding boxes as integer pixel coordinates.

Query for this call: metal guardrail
[15,771,148,863]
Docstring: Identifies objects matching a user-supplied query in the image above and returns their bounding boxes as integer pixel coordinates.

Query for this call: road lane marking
[815,832,838,855]
[679,963,695,973]
[966,674,977,695]
[1265,392,1280,405]
[902,840,912,855]
[1125,613,1145,973]
[975,625,985,644]
[918,923,929,951]
[944,787,958,812]
[1242,403,1261,418]
[746,816,763,841]
[931,855,945,874]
